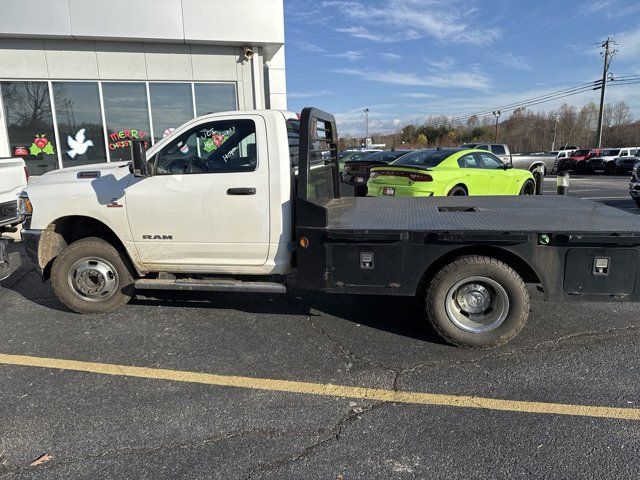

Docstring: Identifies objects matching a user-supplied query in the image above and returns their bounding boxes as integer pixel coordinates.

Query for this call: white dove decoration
[67,129,94,159]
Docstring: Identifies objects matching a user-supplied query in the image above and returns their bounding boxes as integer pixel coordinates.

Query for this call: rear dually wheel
[425,256,530,348]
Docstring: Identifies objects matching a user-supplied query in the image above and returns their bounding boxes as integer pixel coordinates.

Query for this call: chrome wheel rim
[445,276,509,334]
[67,257,119,302]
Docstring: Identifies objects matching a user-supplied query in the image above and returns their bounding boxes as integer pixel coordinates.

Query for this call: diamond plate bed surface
[323,196,640,234]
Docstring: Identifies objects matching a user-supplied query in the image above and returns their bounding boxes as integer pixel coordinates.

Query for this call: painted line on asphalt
[1,353,639,421]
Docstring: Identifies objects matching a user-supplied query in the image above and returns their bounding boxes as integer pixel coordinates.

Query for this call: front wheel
[425,256,530,348]
[635,198,640,209]
[520,179,535,195]
[51,237,135,314]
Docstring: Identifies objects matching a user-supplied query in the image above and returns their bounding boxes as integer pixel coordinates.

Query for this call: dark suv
[342,150,412,196]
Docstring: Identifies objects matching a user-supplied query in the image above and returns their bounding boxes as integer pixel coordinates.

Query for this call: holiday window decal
[199,126,235,153]
[29,134,55,156]
[66,129,94,159]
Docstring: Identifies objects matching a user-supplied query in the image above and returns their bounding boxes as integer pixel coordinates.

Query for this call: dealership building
[0,0,286,175]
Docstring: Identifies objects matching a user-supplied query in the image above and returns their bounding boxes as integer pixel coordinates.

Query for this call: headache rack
[297,107,343,202]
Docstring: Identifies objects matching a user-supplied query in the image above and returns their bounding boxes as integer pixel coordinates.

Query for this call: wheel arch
[39,215,141,280]
[446,183,468,195]
[415,245,542,297]
[528,161,546,173]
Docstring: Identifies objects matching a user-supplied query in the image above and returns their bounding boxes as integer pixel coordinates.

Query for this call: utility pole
[595,37,617,148]
[492,111,501,142]
[551,114,557,151]
[364,108,370,148]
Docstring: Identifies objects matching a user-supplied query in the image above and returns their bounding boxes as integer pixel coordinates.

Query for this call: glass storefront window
[1,81,58,175]
[53,82,107,167]
[194,83,237,116]
[102,82,151,161]
[149,83,194,143]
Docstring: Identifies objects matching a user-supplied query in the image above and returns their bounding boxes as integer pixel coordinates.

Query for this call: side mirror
[131,140,150,177]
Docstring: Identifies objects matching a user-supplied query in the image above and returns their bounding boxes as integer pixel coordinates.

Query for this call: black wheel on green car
[51,237,135,314]
[447,186,467,196]
[425,255,530,348]
[519,179,535,195]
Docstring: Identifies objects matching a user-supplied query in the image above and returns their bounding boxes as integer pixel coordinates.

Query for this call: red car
[557,149,600,174]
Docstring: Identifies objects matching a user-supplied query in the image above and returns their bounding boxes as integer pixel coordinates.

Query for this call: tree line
[340,101,639,153]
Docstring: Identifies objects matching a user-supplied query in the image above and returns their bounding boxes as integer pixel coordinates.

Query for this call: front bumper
[0,240,21,281]
[20,229,42,275]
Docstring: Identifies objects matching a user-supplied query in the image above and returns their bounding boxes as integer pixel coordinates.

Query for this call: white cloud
[576,0,640,18]
[577,0,614,15]
[381,52,402,61]
[288,90,334,99]
[328,50,365,61]
[325,0,501,46]
[490,53,533,71]
[296,41,326,53]
[335,68,491,90]
[399,93,439,98]
[616,27,640,59]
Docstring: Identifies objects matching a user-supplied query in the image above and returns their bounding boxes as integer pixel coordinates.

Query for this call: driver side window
[477,152,504,169]
[156,119,257,175]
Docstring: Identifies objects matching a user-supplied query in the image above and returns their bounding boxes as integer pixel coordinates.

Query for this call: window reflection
[53,82,107,167]
[149,83,194,143]
[102,83,151,161]
[1,81,58,175]
[194,83,237,116]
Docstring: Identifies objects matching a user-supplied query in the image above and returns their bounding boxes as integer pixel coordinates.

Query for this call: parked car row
[339,147,535,198]
[555,147,640,174]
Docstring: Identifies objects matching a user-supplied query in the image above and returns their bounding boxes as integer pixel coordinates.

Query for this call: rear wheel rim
[445,276,510,334]
[67,257,120,303]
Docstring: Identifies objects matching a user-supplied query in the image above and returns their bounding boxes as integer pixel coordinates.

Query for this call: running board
[135,278,287,294]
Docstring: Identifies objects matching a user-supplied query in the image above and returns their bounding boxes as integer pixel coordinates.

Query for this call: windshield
[392,149,454,168]
[572,150,590,156]
[602,149,620,156]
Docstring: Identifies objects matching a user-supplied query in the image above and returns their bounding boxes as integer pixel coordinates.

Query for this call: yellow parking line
[1,353,638,421]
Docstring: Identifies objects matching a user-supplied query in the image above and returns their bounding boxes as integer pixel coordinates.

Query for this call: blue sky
[284,0,640,135]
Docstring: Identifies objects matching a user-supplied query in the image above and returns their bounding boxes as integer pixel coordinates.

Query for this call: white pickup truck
[14,108,640,348]
[0,157,27,280]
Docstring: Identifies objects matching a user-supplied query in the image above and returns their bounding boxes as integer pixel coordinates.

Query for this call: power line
[423,83,602,128]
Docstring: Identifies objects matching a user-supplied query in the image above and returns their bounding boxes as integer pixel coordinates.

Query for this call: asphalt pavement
[0,174,639,479]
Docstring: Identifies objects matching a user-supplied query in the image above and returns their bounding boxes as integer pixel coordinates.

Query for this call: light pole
[364,108,370,148]
[492,111,501,142]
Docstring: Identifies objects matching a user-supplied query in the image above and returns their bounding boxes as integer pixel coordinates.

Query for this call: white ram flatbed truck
[15,108,640,348]
[0,157,27,280]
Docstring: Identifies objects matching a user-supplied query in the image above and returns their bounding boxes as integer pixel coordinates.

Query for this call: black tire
[635,198,640,209]
[51,237,135,314]
[425,256,530,348]
[520,179,535,195]
[604,162,616,175]
[574,162,588,175]
[447,185,467,196]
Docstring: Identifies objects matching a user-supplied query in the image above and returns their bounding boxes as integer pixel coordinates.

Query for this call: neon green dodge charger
[367,148,535,197]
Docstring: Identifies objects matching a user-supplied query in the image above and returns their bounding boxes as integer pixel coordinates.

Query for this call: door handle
[227,187,256,196]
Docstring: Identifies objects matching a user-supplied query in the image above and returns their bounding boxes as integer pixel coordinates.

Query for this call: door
[476,152,514,194]
[457,153,492,195]
[125,115,271,269]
